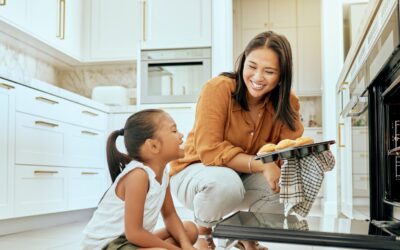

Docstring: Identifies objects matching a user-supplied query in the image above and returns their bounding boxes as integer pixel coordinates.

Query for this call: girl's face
[243,47,281,103]
[156,113,184,161]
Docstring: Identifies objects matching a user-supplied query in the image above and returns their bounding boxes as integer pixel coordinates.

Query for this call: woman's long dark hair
[106,109,164,182]
[221,31,298,131]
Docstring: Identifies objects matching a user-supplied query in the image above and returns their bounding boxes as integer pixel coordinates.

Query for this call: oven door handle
[342,96,368,117]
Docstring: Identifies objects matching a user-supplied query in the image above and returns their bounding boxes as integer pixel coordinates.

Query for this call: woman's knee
[183,221,198,244]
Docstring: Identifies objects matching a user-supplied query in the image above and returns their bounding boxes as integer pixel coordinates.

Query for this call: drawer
[352,151,369,174]
[16,85,73,123]
[351,127,368,151]
[14,165,68,217]
[16,112,68,166]
[73,105,107,131]
[66,126,106,168]
[68,168,107,210]
[16,85,107,131]
[353,174,369,197]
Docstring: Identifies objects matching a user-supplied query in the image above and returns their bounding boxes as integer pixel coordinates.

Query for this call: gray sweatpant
[170,163,283,227]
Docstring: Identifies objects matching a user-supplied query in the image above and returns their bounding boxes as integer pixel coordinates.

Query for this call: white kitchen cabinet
[296,26,322,96]
[14,165,68,217]
[0,0,28,28]
[27,0,82,59]
[68,168,107,210]
[0,80,16,219]
[87,0,139,61]
[140,0,212,49]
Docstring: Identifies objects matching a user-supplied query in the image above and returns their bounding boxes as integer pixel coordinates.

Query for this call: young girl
[81,109,198,250]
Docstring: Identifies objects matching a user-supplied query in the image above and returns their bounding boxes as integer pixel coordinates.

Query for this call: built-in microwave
[139,47,211,104]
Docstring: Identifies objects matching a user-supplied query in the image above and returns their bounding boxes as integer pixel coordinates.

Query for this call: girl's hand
[262,162,281,193]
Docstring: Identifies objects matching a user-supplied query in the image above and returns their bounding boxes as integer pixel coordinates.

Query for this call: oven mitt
[280,150,335,217]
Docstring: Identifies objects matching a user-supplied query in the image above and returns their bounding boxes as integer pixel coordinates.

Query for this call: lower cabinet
[68,168,107,210]
[14,165,68,217]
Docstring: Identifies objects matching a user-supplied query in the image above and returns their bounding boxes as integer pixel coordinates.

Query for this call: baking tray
[255,140,336,163]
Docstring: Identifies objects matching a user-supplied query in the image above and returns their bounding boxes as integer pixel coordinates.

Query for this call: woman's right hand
[261,162,281,193]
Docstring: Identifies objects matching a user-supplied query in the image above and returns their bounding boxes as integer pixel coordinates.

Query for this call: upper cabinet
[0,0,28,29]
[140,0,212,49]
[233,0,321,96]
[85,0,139,61]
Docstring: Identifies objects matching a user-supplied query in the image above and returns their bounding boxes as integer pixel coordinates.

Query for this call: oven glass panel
[387,105,400,202]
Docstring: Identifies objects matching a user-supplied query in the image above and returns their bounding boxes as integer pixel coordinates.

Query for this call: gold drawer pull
[82,110,99,117]
[36,96,59,105]
[57,0,65,40]
[0,82,15,90]
[35,121,59,128]
[360,176,369,181]
[34,170,59,174]
[360,153,368,157]
[0,0,6,6]
[81,172,99,175]
[316,131,323,134]
[82,130,98,136]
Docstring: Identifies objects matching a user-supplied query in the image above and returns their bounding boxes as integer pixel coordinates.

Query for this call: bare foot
[195,234,215,250]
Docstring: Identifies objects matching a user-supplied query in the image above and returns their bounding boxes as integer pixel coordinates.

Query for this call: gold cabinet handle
[35,120,59,128]
[36,96,59,105]
[81,171,99,175]
[82,110,99,116]
[0,82,14,90]
[0,0,6,6]
[57,0,65,39]
[338,123,345,148]
[169,76,174,95]
[34,170,59,174]
[142,0,147,41]
[81,130,98,136]
[316,131,323,134]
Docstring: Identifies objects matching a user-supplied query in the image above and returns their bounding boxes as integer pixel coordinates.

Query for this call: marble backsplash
[0,41,137,101]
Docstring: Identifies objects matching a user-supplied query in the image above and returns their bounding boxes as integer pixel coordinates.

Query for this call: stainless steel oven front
[139,47,211,104]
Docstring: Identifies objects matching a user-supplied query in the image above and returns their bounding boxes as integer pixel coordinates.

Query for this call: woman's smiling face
[243,47,281,102]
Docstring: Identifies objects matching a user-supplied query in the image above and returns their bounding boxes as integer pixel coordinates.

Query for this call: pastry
[275,139,296,150]
[295,136,314,146]
[258,143,276,154]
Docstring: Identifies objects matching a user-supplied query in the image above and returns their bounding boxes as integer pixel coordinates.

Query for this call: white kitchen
[1,0,400,249]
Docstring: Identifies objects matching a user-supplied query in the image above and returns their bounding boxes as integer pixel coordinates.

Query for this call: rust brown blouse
[169,76,304,176]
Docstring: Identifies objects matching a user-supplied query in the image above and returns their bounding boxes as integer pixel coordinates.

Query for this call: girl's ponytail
[106,129,132,182]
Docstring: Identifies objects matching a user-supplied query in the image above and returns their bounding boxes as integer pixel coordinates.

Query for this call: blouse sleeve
[193,78,244,166]
[279,93,304,140]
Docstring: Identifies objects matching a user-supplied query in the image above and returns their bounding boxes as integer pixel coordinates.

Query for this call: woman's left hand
[261,162,281,193]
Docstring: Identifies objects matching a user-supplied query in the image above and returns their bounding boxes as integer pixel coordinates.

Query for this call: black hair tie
[118,128,124,136]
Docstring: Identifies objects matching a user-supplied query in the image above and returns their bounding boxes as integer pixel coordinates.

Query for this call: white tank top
[81,161,169,250]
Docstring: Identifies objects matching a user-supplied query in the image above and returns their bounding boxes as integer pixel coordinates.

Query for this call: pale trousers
[170,163,283,228]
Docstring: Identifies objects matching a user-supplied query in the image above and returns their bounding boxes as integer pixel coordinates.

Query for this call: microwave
[139,47,211,104]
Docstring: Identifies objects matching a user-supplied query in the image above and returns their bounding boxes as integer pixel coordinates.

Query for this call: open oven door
[213,211,400,250]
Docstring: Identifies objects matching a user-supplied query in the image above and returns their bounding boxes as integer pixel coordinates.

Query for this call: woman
[170,31,304,250]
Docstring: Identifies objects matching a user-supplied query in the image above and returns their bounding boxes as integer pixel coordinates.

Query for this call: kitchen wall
[0,38,58,85]
[57,64,136,99]
[0,35,137,101]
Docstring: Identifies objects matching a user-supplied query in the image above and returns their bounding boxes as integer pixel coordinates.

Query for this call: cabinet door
[297,0,321,27]
[68,168,107,210]
[240,0,268,29]
[303,128,323,142]
[297,27,322,95]
[54,0,82,58]
[28,0,58,43]
[0,81,15,219]
[89,0,139,61]
[141,0,211,49]
[0,0,28,28]
[269,0,296,28]
[14,165,68,217]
